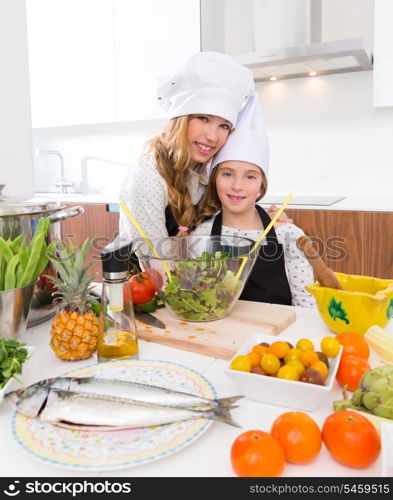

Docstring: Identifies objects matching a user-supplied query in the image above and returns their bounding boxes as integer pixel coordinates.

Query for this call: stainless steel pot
[0,201,84,327]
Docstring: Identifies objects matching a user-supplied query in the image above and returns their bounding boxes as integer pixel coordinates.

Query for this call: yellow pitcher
[306,273,393,335]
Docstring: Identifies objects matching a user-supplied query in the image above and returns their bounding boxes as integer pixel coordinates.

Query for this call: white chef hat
[210,94,269,177]
[156,52,255,126]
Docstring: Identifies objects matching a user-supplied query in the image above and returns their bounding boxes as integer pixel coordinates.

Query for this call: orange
[252,344,269,356]
[310,361,329,379]
[247,351,261,368]
[231,430,285,477]
[271,412,322,464]
[322,410,380,468]
[299,349,319,368]
[336,332,370,361]
[268,341,290,359]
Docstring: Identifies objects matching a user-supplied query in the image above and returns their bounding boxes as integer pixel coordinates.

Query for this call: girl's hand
[267,204,293,225]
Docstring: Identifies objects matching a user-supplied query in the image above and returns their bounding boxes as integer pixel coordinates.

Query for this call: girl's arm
[277,224,316,308]
[119,159,168,245]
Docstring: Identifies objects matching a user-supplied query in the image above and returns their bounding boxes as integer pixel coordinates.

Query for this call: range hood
[233,37,373,82]
[230,0,373,82]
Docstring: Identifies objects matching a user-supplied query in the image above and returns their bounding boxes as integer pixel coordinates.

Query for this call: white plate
[0,345,35,405]
[12,359,217,471]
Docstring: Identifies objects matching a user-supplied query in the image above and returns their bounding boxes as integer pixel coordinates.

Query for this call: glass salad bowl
[136,235,257,322]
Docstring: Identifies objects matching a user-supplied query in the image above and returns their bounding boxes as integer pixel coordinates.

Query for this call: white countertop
[1,306,391,477]
[30,193,393,212]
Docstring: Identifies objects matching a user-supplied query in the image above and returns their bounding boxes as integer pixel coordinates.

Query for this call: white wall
[257,69,393,196]
[0,0,34,201]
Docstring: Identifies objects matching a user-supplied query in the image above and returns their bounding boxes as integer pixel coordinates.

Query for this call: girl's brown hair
[144,116,198,236]
[195,163,268,227]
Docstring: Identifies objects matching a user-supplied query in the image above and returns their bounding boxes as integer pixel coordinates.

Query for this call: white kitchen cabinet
[27,0,200,127]
[373,0,393,107]
[115,0,200,121]
[26,0,117,127]
[0,0,35,201]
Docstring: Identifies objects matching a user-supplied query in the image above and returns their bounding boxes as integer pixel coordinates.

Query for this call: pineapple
[46,238,99,360]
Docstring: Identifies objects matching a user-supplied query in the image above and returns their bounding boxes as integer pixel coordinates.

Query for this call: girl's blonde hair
[195,163,268,227]
[144,116,196,235]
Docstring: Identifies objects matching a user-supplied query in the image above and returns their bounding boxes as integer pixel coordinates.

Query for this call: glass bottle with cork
[97,240,138,361]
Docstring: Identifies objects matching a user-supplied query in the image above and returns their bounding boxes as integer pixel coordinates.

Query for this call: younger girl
[193,98,315,307]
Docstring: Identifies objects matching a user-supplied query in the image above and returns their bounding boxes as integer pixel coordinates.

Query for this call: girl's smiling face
[216,161,263,215]
[187,115,232,164]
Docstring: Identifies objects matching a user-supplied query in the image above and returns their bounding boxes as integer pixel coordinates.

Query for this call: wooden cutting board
[136,300,296,360]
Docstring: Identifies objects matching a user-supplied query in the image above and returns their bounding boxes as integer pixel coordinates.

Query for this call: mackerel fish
[5,385,240,430]
[7,376,242,410]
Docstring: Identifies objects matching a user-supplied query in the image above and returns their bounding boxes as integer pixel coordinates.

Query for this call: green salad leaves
[163,251,242,321]
[0,339,29,389]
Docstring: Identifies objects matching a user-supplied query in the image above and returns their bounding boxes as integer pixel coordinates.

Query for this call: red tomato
[230,430,285,477]
[126,272,157,305]
[336,355,371,391]
[336,332,370,360]
[145,268,164,291]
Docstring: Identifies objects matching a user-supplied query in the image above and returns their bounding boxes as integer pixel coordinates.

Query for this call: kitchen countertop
[29,193,393,212]
[0,306,391,477]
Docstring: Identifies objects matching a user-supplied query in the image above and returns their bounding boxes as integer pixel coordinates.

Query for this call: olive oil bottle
[97,240,138,362]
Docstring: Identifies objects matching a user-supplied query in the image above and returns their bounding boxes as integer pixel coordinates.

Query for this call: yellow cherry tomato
[284,347,302,363]
[321,337,341,358]
[285,359,305,376]
[296,338,314,351]
[310,360,329,379]
[230,355,251,372]
[261,353,281,375]
[277,365,299,381]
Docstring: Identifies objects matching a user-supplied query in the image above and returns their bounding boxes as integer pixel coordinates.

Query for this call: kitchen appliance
[0,199,84,327]
[98,240,139,361]
[232,0,373,81]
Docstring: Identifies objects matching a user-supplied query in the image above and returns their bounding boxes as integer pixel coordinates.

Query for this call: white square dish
[224,333,343,411]
[0,345,35,405]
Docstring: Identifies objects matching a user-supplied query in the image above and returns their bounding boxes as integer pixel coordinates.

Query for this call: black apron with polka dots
[210,205,293,305]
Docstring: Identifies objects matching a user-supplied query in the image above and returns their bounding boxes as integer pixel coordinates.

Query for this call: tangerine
[322,410,381,468]
[271,412,322,464]
[231,430,285,477]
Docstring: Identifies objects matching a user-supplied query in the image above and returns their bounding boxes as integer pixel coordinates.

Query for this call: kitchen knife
[134,310,166,329]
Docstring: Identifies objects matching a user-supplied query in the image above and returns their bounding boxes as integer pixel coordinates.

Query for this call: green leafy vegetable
[163,251,242,321]
[0,339,29,389]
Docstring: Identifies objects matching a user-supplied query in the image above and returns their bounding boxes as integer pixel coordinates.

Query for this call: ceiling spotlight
[308,71,317,77]
[269,76,278,81]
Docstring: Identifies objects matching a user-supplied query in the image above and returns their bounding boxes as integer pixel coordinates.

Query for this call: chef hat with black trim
[210,93,269,177]
[156,51,255,126]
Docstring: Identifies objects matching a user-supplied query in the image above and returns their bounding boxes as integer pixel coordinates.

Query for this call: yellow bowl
[306,273,393,335]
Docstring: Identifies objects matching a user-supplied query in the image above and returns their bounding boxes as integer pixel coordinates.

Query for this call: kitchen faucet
[37,150,74,194]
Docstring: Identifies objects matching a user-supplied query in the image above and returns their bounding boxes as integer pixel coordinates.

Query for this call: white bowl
[224,333,343,411]
[0,345,35,405]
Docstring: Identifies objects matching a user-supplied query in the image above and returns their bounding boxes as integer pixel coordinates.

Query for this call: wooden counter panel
[364,212,393,279]
[286,209,364,275]
[61,203,119,279]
